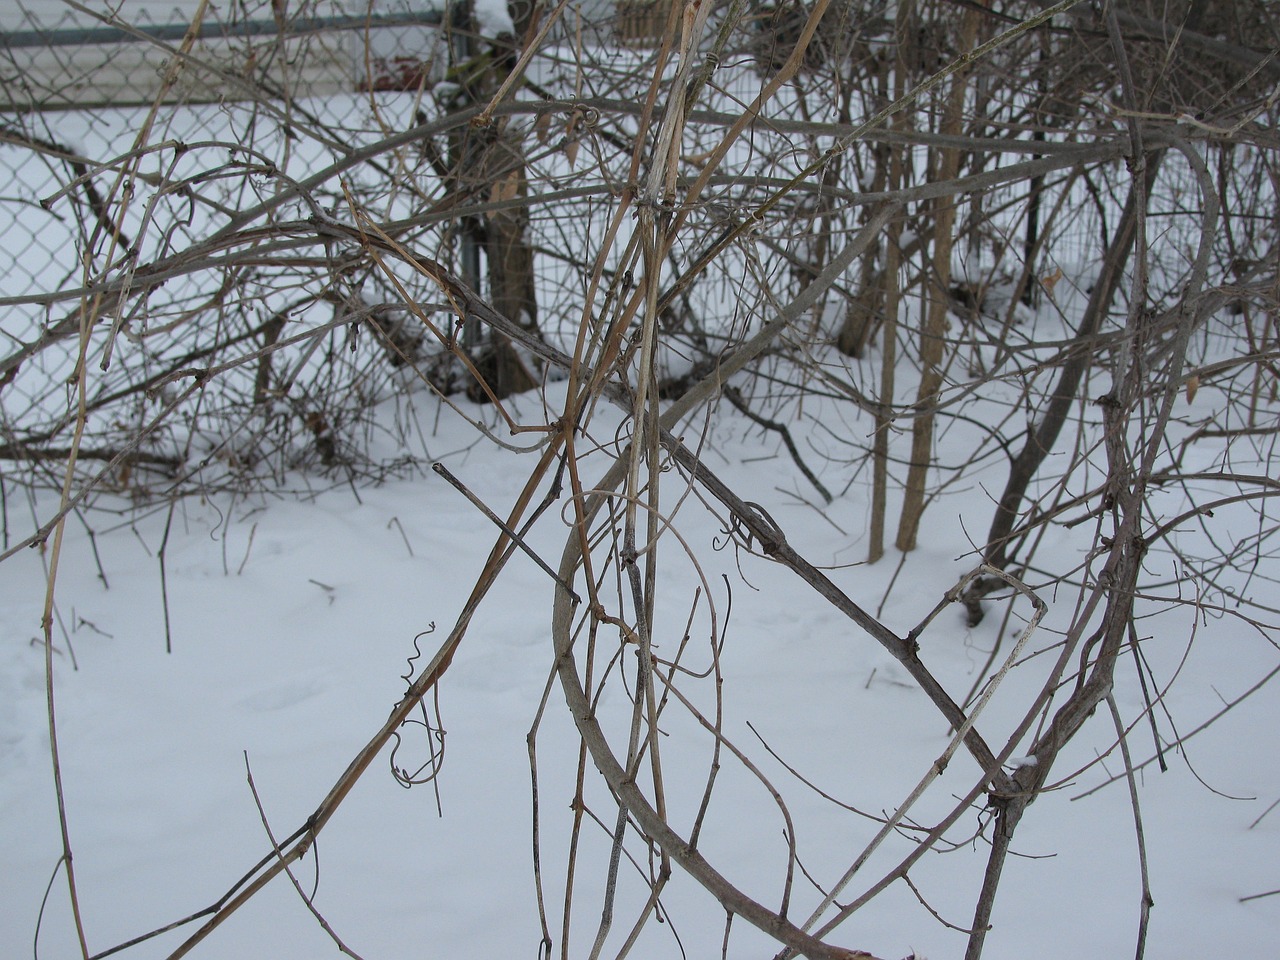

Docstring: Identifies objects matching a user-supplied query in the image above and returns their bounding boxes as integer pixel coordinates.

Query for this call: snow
[2,370,1278,960]
[2,14,1279,960]
[472,0,514,39]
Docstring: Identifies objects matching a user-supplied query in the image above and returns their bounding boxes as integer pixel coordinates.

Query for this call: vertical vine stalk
[896,0,981,551]
[868,0,914,563]
[604,6,719,948]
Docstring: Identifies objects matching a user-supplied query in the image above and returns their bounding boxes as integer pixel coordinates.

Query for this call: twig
[386,516,414,557]
[1107,694,1154,960]
[1128,621,1167,772]
[722,385,832,504]
[235,521,258,576]
[1240,888,1280,903]
[1073,660,1280,800]
[432,461,579,603]
[526,668,558,960]
[244,754,366,959]
[1248,796,1280,830]
[902,873,977,934]
[156,434,570,958]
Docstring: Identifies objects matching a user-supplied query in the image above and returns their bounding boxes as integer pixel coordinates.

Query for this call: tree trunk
[475,129,539,400]
[447,1,539,402]
[895,4,980,552]
[867,8,912,563]
[869,227,900,564]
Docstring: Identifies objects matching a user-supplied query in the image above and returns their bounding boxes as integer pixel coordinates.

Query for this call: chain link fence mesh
[0,1,537,493]
[4,0,1271,507]
[0,1,452,298]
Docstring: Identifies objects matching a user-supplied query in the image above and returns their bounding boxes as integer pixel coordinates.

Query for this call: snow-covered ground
[3,368,1278,960]
[3,9,1278,958]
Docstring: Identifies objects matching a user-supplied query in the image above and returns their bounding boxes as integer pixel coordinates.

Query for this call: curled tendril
[400,623,437,689]
[390,624,447,789]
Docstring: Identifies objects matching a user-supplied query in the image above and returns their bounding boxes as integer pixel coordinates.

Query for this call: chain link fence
[0,0,680,498]
[0,1,535,492]
[1,1,450,298]
[6,0,1269,508]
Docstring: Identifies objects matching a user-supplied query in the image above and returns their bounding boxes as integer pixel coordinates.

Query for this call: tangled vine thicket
[2,1,1278,958]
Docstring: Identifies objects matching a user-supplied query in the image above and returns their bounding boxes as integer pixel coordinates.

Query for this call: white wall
[1,1,212,32]
[0,1,637,109]
[0,2,447,108]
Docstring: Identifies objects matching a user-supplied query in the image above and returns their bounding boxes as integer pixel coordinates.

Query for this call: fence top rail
[0,10,446,50]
